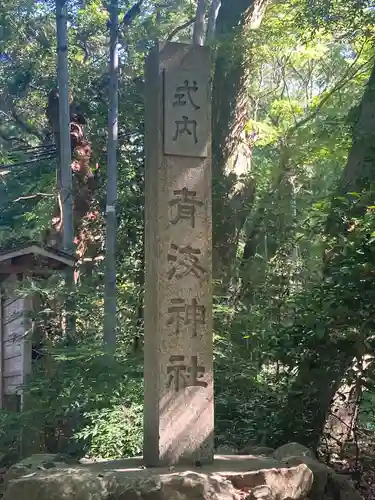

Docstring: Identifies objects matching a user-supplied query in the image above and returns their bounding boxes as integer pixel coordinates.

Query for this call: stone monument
[144,42,213,466]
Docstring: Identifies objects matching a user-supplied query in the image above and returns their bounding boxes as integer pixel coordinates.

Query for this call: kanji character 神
[167,297,206,336]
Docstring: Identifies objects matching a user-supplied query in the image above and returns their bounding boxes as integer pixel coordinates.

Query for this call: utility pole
[56,0,75,340]
[56,0,73,256]
[103,0,119,352]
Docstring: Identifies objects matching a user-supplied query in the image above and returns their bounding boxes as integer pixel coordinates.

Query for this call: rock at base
[225,464,313,500]
[273,443,316,462]
[3,468,114,500]
[285,456,328,500]
[247,485,274,499]
[3,453,69,489]
[238,447,275,457]
[216,446,239,455]
[3,469,238,500]
[3,447,361,500]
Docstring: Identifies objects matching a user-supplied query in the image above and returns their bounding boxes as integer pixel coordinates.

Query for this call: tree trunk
[319,56,375,454]
[240,155,295,302]
[103,0,119,352]
[320,356,371,458]
[193,0,206,45]
[212,0,269,280]
[205,0,221,44]
[277,55,375,451]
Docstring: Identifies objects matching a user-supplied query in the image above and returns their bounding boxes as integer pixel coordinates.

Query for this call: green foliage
[1,0,375,463]
[1,341,143,459]
[75,403,143,459]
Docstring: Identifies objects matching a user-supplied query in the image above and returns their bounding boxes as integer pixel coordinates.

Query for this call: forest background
[1,0,375,471]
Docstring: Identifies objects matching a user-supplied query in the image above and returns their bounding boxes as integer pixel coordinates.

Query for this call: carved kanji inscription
[167,297,206,336]
[164,70,209,158]
[169,187,203,228]
[167,243,207,280]
[166,355,208,392]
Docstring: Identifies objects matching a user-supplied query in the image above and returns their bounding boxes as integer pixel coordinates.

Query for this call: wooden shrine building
[0,244,74,411]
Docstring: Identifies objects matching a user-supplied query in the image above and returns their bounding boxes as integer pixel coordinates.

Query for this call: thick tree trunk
[322,355,373,457]
[319,57,375,454]
[277,56,375,451]
[45,90,97,260]
[277,342,355,451]
[212,0,269,279]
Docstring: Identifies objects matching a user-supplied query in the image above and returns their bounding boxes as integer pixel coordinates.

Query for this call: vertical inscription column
[144,42,213,466]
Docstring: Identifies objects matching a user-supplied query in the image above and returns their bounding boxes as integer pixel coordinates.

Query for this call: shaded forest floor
[329,433,375,500]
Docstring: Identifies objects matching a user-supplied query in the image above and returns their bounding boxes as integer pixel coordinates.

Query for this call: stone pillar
[144,42,213,466]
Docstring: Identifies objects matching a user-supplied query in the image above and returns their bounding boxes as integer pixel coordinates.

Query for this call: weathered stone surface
[3,468,115,500]
[119,472,238,500]
[10,453,362,500]
[164,70,209,158]
[247,485,274,499]
[3,468,237,500]
[216,457,285,472]
[216,446,239,454]
[283,453,363,500]
[239,447,275,457]
[3,453,68,488]
[285,456,328,500]
[144,42,213,466]
[273,443,316,462]
[224,464,313,500]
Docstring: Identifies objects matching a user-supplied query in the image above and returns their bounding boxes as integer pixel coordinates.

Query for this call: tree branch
[11,110,44,140]
[14,192,55,202]
[167,18,195,41]
[119,0,144,29]
[286,51,373,139]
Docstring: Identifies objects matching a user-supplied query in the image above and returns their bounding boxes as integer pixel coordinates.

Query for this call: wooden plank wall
[0,274,31,403]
